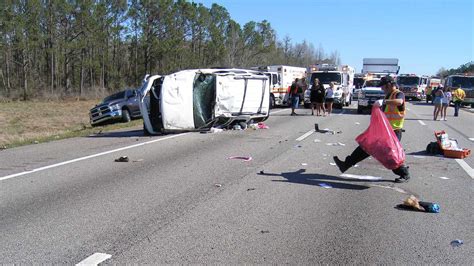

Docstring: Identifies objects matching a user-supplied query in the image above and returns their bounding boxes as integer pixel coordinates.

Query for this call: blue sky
[193,0,473,75]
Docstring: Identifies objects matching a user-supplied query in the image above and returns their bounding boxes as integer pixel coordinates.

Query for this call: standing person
[452,87,465,117]
[310,78,326,116]
[300,77,308,105]
[333,76,411,183]
[433,86,444,120]
[289,78,301,116]
[325,82,335,116]
[441,87,451,121]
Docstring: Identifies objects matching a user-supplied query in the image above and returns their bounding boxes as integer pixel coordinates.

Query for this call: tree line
[437,61,474,78]
[0,0,341,100]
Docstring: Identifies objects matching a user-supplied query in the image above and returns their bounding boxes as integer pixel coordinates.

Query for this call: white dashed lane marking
[296,130,315,141]
[455,159,474,179]
[418,120,426,126]
[76,253,111,265]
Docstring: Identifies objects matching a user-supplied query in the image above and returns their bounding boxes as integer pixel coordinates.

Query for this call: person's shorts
[433,97,442,105]
[442,101,449,106]
[291,96,299,108]
[325,98,334,103]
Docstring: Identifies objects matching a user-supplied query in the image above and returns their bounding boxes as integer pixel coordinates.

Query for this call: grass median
[0,100,143,149]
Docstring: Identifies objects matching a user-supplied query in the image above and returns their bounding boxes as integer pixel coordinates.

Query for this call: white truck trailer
[362,58,400,75]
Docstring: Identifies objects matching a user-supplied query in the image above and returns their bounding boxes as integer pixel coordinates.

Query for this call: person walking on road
[433,86,444,120]
[333,76,411,183]
[441,87,451,121]
[289,78,301,116]
[452,87,465,117]
[310,78,326,116]
[325,82,335,116]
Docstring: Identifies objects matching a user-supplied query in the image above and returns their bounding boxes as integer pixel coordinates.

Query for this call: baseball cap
[379,76,394,86]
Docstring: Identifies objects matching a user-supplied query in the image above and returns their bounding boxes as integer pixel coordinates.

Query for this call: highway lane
[0,102,472,263]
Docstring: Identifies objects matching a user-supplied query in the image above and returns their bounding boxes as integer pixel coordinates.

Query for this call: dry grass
[0,99,142,149]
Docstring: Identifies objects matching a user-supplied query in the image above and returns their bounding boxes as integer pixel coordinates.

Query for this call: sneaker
[394,176,410,183]
[333,156,350,173]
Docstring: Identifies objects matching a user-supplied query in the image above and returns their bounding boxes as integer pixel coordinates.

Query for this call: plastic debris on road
[214,184,222,187]
[326,142,346,146]
[257,122,269,129]
[355,122,360,125]
[294,145,302,148]
[259,170,264,174]
[115,156,129,162]
[210,127,224,133]
[132,159,144,162]
[227,156,252,162]
[247,188,256,191]
[329,162,336,166]
[318,183,332,188]
[301,163,308,166]
[399,195,440,213]
[313,139,322,143]
[450,239,464,247]
[341,173,382,180]
[438,176,450,180]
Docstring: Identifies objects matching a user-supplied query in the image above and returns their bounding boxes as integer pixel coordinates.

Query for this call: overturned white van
[138,69,270,134]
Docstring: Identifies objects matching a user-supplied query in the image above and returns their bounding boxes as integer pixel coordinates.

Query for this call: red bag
[355,105,405,169]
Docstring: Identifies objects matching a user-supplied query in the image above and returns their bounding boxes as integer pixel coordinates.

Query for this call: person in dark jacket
[310,78,326,116]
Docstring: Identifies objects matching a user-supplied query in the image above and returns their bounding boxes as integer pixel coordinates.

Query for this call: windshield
[452,77,473,88]
[103,91,126,103]
[354,77,364,88]
[310,72,342,85]
[364,80,382,87]
[397,76,420,86]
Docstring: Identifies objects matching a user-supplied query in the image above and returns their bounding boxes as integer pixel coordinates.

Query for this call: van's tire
[122,109,131,123]
[270,94,275,109]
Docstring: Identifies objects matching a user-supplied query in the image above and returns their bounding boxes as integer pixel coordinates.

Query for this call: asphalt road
[1,102,473,264]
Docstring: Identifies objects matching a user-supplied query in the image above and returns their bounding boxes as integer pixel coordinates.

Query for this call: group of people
[432,85,466,120]
[288,77,336,116]
[309,78,335,116]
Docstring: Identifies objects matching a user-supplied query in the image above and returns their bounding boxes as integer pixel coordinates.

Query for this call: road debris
[247,188,256,191]
[438,176,450,180]
[132,159,144,162]
[294,145,302,148]
[397,195,440,213]
[450,239,464,247]
[329,162,336,166]
[214,184,222,187]
[326,142,346,146]
[259,170,265,174]
[313,139,321,143]
[318,183,333,188]
[301,163,308,166]
[355,122,360,125]
[341,173,382,180]
[260,230,270,234]
[210,127,224,133]
[227,156,252,162]
[114,156,129,162]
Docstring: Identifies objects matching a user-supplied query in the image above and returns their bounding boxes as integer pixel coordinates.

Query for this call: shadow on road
[258,169,393,190]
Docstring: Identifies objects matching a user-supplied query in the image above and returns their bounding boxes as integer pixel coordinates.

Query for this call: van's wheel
[122,109,131,123]
[270,94,275,109]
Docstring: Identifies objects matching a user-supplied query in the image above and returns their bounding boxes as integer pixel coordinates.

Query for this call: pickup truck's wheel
[122,109,131,123]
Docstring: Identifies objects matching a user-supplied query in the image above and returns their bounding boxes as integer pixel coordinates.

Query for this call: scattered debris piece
[318,183,332,188]
[247,188,256,191]
[341,173,382,180]
[398,195,440,213]
[115,156,129,162]
[257,122,269,129]
[313,139,321,143]
[355,122,360,125]
[329,162,336,166]
[301,163,308,166]
[450,239,464,247]
[132,159,144,162]
[294,145,302,148]
[322,153,328,157]
[326,142,346,146]
[210,127,224,133]
[259,170,265,174]
[227,156,252,162]
[354,164,359,168]
[438,176,450,180]
[214,184,222,187]
[260,230,270,234]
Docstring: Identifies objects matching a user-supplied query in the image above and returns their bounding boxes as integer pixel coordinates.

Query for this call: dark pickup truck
[89,89,143,126]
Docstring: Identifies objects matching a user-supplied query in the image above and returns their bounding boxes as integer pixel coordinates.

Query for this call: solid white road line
[455,159,474,179]
[296,130,315,141]
[76,253,112,265]
[0,133,189,182]
[418,120,426,126]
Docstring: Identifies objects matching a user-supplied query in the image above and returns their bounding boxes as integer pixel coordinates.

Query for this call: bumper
[90,110,122,125]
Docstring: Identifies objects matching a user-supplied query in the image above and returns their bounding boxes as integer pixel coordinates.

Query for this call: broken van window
[193,74,216,128]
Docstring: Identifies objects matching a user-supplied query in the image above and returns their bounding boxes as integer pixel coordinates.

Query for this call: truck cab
[397,74,428,101]
[444,74,474,107]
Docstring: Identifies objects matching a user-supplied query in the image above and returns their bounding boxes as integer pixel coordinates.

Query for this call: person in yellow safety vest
[452,87,465,117]
[333,76,411,183]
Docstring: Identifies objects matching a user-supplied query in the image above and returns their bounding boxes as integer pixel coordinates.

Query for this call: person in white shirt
[441,87,451,121]
[325,82,335,116]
